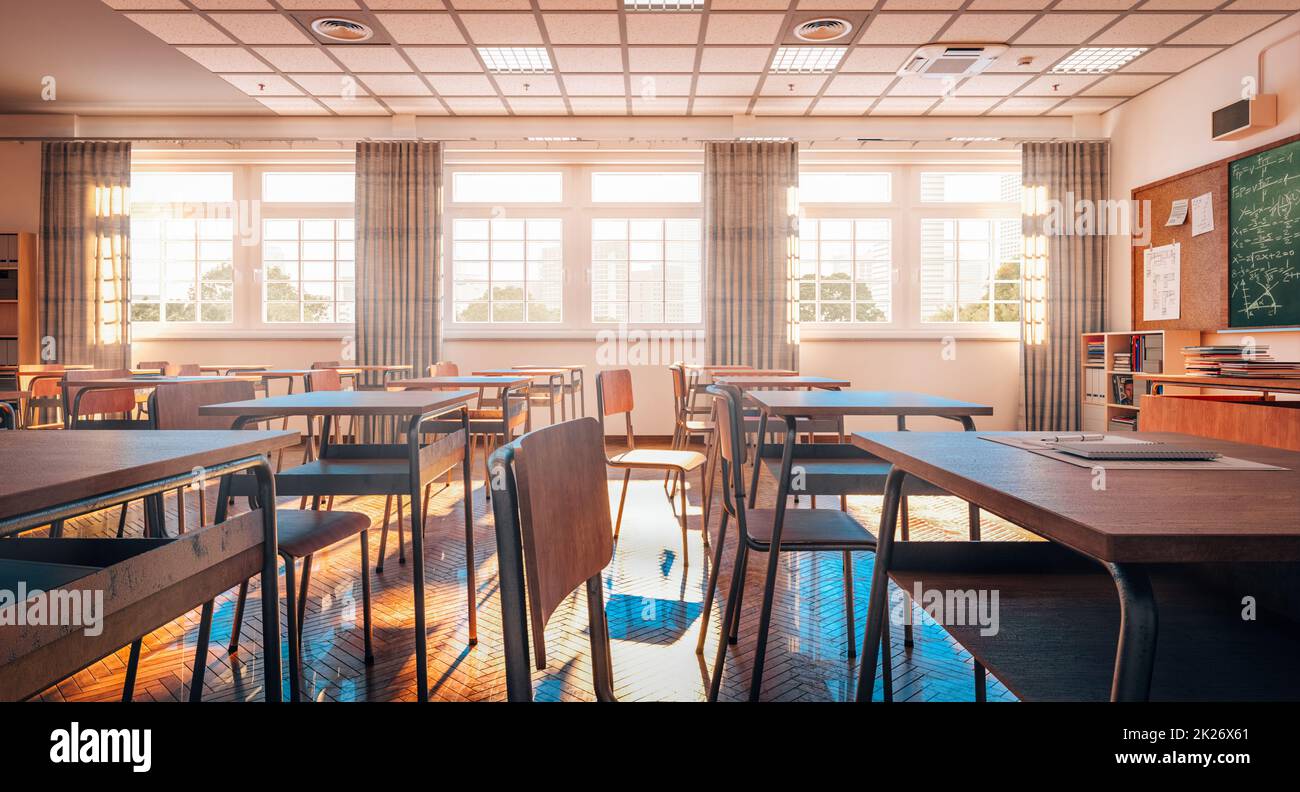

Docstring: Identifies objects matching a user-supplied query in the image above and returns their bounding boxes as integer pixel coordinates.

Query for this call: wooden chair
[596,368,706,566]
[63,368,137,428]
[488,417,616,701]
[667,363,714,524]
[150,378,374,702]
[429,361,459,376]
[700,383,883,702]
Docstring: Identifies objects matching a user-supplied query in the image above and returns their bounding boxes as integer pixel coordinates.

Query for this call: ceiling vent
[793,18,852,42]
[899,44,1007,78]
[310,17,374,42]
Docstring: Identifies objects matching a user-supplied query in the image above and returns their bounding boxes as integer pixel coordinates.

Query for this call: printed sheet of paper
[1165,198,1188,226]
[979,435,1286,471]
[1191,191,1214,236]
[1143,243,1181,321]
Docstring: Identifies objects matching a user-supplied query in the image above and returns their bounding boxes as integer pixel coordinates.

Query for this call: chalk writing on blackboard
[1228,139,1300,327]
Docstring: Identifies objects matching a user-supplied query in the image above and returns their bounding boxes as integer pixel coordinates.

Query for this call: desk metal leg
[857,466,906,701]
[748,410,768,502]
[460,410,478,645]
[1107,561,1158,702]
[407,434,430,702]
[747,415,796,702]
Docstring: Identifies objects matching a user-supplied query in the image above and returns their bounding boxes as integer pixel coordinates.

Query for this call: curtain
[704,141,800,370]
[40,141,131,369]
[1019,141,1109,431]
[354,141,442,386]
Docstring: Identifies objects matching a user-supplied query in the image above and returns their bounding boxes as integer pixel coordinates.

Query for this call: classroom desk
[715,375,851,390]
[511,364,586,418]
[0,429,296,701]
[850,431,1300,702]
[473,368,569,424]
[199,389,476,702]
[62,375,261,429]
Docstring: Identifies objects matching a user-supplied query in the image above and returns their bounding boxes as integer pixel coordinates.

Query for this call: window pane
[591,172,701,203]
[452,172,563,203]
[918,217,1021,325]
[130,213,232,325]
[132,172,233,204]
[263,173,355,203]
[591,218,700,324]
[261,218,355,323]
[452,217,563,323]
[799,173,890,203]
[799,218,891,324]
[920,172,1021,203]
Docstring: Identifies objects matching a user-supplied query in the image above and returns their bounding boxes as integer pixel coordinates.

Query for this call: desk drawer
[1139,393,1300,451]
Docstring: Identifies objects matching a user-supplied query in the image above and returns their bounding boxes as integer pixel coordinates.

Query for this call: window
[130,217,234,324]
[919,218,1022,324]
[452,172,563,203]
[452,218,563,323]
[591,172,701,203]
[592,219,701,323]
[263,172,354,203]
[800,172,890,203]
[798,219,890,323]
[920,172,1021,203]
[262,219,355,323]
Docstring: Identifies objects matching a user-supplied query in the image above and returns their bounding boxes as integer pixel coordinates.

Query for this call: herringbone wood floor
[34,440,1029,703]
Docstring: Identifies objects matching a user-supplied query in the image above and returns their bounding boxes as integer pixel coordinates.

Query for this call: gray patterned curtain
[354,141,442,386]
[40,141,131,369]
[1019,141,1109,431]
[704,141,800,370]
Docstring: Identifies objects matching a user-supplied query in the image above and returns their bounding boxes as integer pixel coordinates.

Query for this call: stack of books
[1218,360,1300,378]
[1109,415,1138,432]
[1112,352,1132,372]
[1181,345,1296,376]
[1086,339,1105,366]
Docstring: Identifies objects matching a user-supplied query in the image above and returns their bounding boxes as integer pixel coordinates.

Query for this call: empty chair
[666,363,714,526]
[596,368,706,566]
[62,368,137,428]
[700,383,883,702]
[488,417,616,701]
[429,361,459,376]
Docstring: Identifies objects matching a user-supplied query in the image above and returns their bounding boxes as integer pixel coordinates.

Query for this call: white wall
[1103,16,1300,358]
[0,141,40,232]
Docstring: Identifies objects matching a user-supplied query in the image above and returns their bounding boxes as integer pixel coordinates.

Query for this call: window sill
[133,327,354,342]
[798,327,1021,342]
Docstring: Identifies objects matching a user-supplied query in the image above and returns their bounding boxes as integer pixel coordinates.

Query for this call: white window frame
[131,163,355,341]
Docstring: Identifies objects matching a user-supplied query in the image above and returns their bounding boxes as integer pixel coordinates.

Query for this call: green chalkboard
[1228,137,1300,328]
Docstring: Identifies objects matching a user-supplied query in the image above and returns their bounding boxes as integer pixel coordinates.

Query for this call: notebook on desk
[1052,442,1221,461]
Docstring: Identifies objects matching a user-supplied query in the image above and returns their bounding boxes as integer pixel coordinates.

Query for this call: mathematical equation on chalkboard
[1229,140,1300,327]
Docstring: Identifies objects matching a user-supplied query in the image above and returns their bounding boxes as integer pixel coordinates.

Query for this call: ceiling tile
[176,46,272,72]
[554,47,626,72]
[1170,13,1285,44]
[881,0,964,8]
[426,74,496,94]
[690,97,751,114]
[694,74,762,95]
[367,0,449,7]
[632,97,689,114]
[327,46,412,71]
[562,74,629,95]
[1055,0,1137,7]
[103,1,188,8]
[208,13,312,44]
[374,13,465,44]
[955,73,1032,96]
[858,14,952,45]
[320,97,390,115]
[838,46,914,73]
[627,47,697,72]
[192,0,275,8]
[941,13,1035,41]
[1082,73,1167,96]
[760,75,829,96]
[277,0,362,7]
[379,98,451,115]
[543,13,622,44]
[699,47,772,72]
[290,74,367,96]
[1139,0,1220,8]
[889,75,950,96]
[442,96,509,114]
[795,0,880,7]
[1090,13,1202,45]
[454,0,531,7]
[403,47,485,72]
[123,13,234,44]
[494,74,563,95]
[508,96,570,114]
[809,97,872,115]
[966,0,1051,7]
[1120,46,1221,72]
[712,0,789,8]
[459,14,545,44]
[358,74,432,95]
[254,46,342,71]
[1048,97,1124,115]
[1014,14,1118,45]
[1223,0,1300,8]
[869,96,936,114]
[625,13,702,44]
[703,14,786,44]
[569,97,629,114]
[255,96,329,114]
[538,0,619,7]
[632,74,695,95]
[984,46,1070,72]
[929,96,1000,114]
[219,73,302,95]
[824,74,896,95]
[752,97,812,115]
[986,96,1059,114]
[1018,74,1101,95]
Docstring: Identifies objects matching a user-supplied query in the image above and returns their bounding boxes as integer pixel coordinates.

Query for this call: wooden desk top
[473,368,567,378]
[321,364,412,373]
[511,364,584,372]
[71,375,261,388]
[0,430,297,527]
[399,375,533,389]
[199,389,476,417]
[0,390,29,400]
[851,431,1300,563]
[716,375,850,389]
[1133,372,1300,394]
[750,390,993,418]
[199,364,271,372]
[16,364,92,374]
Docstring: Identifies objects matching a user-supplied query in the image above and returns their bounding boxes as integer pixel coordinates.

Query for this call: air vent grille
[311,17,374,43]
[793,18,852,43]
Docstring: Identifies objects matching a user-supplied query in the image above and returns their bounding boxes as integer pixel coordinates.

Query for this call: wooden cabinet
[1140,393,1300,452]
[0,232,37,384]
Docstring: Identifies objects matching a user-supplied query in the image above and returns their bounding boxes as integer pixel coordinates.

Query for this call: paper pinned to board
[1143,242,1180,321]
[1191,191,1214,236]
[1165,198,1188,226]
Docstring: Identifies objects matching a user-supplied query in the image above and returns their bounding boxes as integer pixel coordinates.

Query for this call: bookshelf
[0,232,38,398]
[1080,329,1200,432]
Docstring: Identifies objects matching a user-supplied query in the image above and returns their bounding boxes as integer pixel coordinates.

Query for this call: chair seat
[276,459,410,496]
[468,408,501,419]
[276,509,370,558]
[609,448,706,471]
[683,420,713,433]
[744,508,876,550]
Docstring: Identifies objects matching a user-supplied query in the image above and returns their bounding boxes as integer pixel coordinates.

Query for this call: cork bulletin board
[1130,132,1300,332]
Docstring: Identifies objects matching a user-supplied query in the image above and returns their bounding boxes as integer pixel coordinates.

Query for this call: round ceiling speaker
[311,17,374,42]
[793,18,852,43]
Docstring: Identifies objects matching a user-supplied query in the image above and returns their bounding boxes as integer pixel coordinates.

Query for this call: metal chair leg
[397,496,406,565]
[843,551,857,658]
[360,530,374,665]
[122,639,142,702]
[282,554,302,703]
[228,578,249,654]
[377,495,392,573]
[708,539,748,702]
[696,509,729,654]
[188,599,214,702]
[974,661,987,701]
[613,469,631,539]
[699,462,710,548]
[115,502,128,538]
[297,554,313,646]
[678,473,690,567]
[175,487,186,535]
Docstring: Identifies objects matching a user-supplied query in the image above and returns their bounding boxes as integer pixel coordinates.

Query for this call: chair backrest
[311,360,340,369]
[429,361,459,377]
[707,384,748,505]
[489,417,615,701]
[668,363,688,412]
[596,368,634,416]
[64,368,135,417]
[152,380,257,429]
[305,369,342,392]
[171,363,201,376]
[137,360,169,374]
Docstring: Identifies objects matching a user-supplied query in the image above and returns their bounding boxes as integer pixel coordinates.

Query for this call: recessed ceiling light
[1051,47,1146,74]
[310,17,374,43]
[624,0,703,9]
[950,136,1002,142]
[793,19,852,43]
[770,46,846,74]
[478,47,553,74]
[527,136,579,142]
